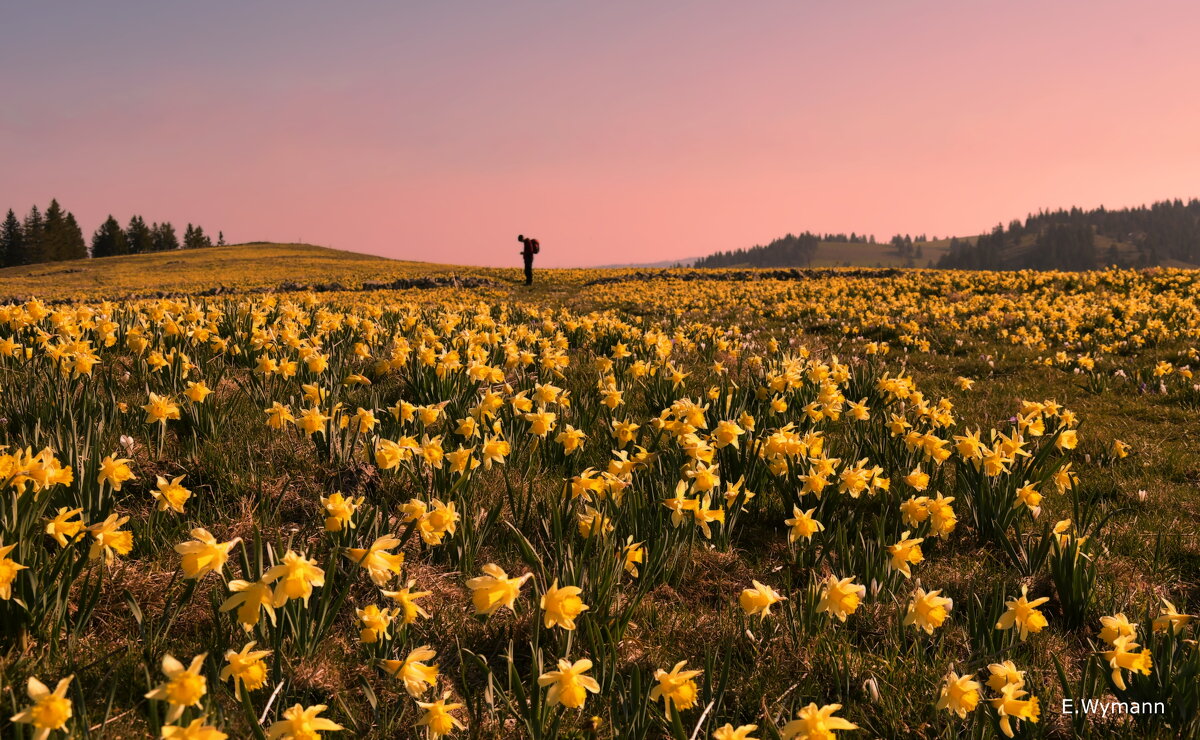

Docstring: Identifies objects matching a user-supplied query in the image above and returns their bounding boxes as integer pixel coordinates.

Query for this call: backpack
[530,239,540,254]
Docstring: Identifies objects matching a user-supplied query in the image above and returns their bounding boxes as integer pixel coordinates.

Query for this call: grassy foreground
[0,248,1198,739]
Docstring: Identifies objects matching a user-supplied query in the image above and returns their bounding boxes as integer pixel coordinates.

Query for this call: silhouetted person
[518,234,540,285]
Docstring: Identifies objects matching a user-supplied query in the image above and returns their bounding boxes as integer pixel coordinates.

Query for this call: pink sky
[2,1,1199,267]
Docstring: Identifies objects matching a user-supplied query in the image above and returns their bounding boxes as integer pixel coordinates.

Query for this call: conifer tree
[21,205,44,265]
[43,200,69,261]
[62,211,87,260]
[152,221,179,252]
[126,215,153,254]
[0,209,21,267]
[42,199,67,261]
[183,223,213,249]
[90,216,128,258]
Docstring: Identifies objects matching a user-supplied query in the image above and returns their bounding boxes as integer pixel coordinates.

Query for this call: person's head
[517,234,524,242]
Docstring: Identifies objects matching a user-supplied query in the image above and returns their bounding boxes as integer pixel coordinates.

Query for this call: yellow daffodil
[1153,597,1194,634]
[221,642,271,692]
[10,675,73,740]
[538,658,601,709]
[904,588,953,634]
[936,671,981,718]
[161,716,228,740]
[97,454,136,490]
[995,586,1049,640]
[739,580,786,620]
[264,402,295,429]
[887,531,924,578]
[184,381,213,404]
[357,604,395,643]
[649,660,702,716]
[418,499,460,546]
[540,579,590,630]
[152,474,192,514]
[780,703,858,739]
[87,513,133,563]
[989,682,1040,738]
[467,563,531,616]
[0,539,28,599]
[320,491,362,532]
[267,704,343,739]
[382,645,439,698]
[415,691,465,738]
[713,725,759,740]
[263,550,325,607]
[44,507,85,548]
[344,535,404,586]
[1101,634,1153,690]
[143,392,181,425]
[144,653,207,723]
[817,575,865,622]
[175,528,239,579]
[1099,613,1137,645]
[383,579,433,624]
[221,578,278,630]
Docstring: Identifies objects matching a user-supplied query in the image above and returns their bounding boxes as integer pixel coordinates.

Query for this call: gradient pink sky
[3,1,1199,267]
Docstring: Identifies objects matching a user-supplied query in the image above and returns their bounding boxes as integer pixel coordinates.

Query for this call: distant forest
[937,199,1200,270]
[695,233,821,268]
[695,200,1200,271]
[0,199,222,268]
[694,231,928,268]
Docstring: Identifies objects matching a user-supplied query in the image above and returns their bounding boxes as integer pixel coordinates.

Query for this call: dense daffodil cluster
[0,268,1195,738]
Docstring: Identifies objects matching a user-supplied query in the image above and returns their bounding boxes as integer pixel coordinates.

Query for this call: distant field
[807,238,957,267]
[0,244,515,300]
[0,243,969,302]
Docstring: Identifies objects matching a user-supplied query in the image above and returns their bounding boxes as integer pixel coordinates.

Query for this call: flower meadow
[0,265,1199,739]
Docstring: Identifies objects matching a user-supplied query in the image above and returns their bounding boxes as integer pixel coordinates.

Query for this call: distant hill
[593,257,698,269]
[0,243,491,300]
[937,199,1200,270]
[694,232,953,269]
[692,199,1200,271]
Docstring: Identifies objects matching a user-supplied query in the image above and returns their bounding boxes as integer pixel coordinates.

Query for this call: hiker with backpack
[518,234,540,285]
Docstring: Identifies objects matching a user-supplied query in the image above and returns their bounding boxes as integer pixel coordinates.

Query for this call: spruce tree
[91,216,128,258]
[63,211,87,260]
[22,205,44,265]
[152,222,179,252]
[126,215,153,254]
[0,209,21,267]
[41,199,67,261]
[183,223,213,249]
[217,231,226,246]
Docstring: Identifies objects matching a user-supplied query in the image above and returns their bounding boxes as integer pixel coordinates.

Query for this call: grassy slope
[0,243,500,301]
[808,239,955,267]
[0,243,967,302]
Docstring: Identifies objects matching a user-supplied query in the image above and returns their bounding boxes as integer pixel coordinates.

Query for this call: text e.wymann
[1062,698,1165,717]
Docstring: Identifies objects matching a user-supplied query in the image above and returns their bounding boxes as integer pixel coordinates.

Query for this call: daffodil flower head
[466,563,531,616]
[537,658,600,709]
